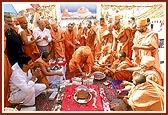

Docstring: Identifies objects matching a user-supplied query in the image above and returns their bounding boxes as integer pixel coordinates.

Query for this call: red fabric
[61,84,104,111]
[55,60,66,66]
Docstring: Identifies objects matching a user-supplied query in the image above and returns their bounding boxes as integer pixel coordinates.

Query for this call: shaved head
[134,73,146,85]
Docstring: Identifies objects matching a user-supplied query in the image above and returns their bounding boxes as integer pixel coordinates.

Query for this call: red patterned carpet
[35,70,129,111]
[36,92,58,111]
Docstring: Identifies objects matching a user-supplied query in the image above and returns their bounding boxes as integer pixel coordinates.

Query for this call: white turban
[140,56,155,67]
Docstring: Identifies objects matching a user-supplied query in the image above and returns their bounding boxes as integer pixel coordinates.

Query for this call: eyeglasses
[136,25,147,29]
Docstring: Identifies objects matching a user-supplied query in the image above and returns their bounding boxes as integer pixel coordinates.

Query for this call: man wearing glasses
[132,18,160,69]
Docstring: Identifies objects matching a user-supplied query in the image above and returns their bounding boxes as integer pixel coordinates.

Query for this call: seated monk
[34,52,63,88]
[132,56,164,86]
[123,73,164,111]
[69,46,94,79]
[92,44,114,72]
[105,51,134,81]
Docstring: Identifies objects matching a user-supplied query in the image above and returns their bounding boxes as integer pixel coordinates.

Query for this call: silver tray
[74,92,92,104]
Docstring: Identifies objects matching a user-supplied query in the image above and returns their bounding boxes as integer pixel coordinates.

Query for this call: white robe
[8,63,46,106]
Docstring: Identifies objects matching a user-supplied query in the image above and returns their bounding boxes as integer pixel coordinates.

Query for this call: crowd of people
[4,11,164,111]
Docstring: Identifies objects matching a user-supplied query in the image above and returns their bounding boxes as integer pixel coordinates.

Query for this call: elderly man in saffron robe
[132,18,160,69]
[69,46,94,78]
[132,56,164,86]
[123,73,164,111]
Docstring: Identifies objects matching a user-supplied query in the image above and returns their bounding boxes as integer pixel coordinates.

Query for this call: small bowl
[92,71,106,80]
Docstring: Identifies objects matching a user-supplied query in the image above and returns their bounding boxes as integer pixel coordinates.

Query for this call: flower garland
[100,88,111,111]
[89,88,97,108]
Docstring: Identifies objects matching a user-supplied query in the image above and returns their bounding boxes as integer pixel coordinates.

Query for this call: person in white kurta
[33,20,52,55]
[8,55,46,106]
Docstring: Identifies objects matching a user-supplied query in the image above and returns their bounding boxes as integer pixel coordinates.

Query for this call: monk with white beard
[132,18,160,69]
